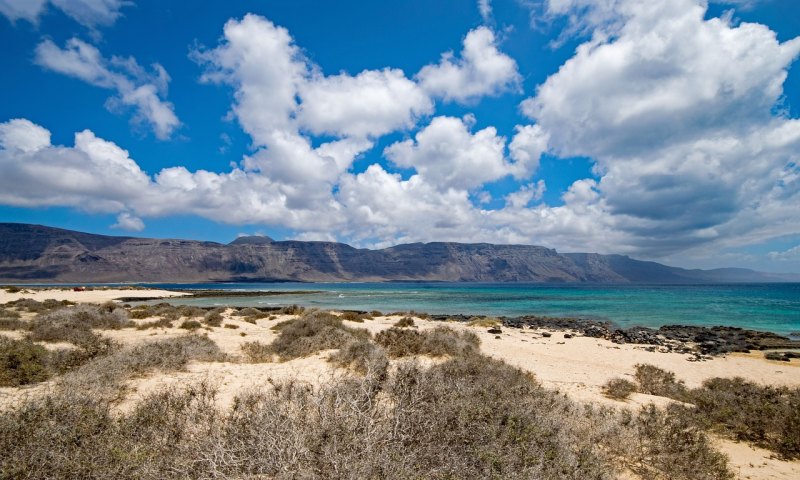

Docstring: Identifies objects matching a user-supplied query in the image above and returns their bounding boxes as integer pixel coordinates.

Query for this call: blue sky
[0,0,799,273]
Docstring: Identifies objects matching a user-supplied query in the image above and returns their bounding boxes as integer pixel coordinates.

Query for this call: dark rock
[564,333,573,339]
[487,327,502,334]
[541,332,552,338]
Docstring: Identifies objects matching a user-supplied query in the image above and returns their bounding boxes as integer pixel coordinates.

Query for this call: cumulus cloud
[35,38,180,139]
[297,68,432,138]
[417,26,521,103]
[384,116,510,190]
[0,119,150,211]
[0,0,128,28]
[3,6,798,268]
[112,212,144,231]
[0,118,51,152]
[519,0,800,257]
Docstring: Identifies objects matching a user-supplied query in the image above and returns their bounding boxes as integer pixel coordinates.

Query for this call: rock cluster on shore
[426,313,800,360]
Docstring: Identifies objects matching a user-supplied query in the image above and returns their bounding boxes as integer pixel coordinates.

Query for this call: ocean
[141,282,800,337]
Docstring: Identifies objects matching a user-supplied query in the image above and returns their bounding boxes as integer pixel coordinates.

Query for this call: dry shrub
[0,348,734,479]
[179,319,202,330]
[6,298,73,313]
[467,316,502,327]
[633,365,800,459]
[2,285,22,293]
[60,335,223,393]
[0,308,21,319]
[634,363,689,400]
[0,317,25,330]
[203,309,224,327]
[0,337,50,386]
[622,404,733,479]
[375,326,479,358]
[603,377,637,400]
[224,323,239,329]
[329,339,388,375]
[135,317,174,330]
[370,310,383,317]
[241,341,273,363]
[340,311,371,322]
[129,303,181,320]
[234,307,271,324]
[393,316,415,328]
[278,304,304,315]
[267,311,370,360]
[28,304,132,342]
[179,305,207,318]
[685,377,800,459]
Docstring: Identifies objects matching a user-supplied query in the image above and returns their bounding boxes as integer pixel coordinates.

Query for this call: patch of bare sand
[713,437,800,480]
[118,352,341,413]
[0,287,188,304]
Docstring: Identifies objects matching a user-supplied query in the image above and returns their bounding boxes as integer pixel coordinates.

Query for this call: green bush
[375,326,479,358]
[267,311,371,360]
[686,377,800,459]
[0,337,50,386]
[603,377,637,400]
[179,319,202,330]
[634,363,689,400]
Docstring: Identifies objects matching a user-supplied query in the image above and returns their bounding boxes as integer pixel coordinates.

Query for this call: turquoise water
[145,282,800,337]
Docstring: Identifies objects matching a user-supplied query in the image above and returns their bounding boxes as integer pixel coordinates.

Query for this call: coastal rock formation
[0,223,796,284]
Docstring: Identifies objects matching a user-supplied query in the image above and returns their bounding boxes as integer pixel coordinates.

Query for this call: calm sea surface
[139,282,800,336]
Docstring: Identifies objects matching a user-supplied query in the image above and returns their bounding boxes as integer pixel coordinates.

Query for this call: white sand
[0,287,188,304]
[2,291,798,478]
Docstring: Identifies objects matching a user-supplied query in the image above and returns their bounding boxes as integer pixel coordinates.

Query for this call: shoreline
[4,285,800,359]
[2,286,799,478]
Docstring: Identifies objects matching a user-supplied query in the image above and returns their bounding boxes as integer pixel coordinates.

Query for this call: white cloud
[768,245,800,261]
[478,0,492,22]
[508,124,548,178]
[3,7,799,270]
[0,0,128,28]
[518,0,800,257]
[35,38,180,139]
[0,119,150,211]
[297,68,432,138]
[51,0,129,28]
[0,118,51,152]
[505,180,546,208]
[112,212,144,231]
[384,116,510,190]
[417,26,521,103]
[0,0,47,23]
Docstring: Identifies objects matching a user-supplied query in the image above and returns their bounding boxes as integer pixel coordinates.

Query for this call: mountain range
[0,223,796,284]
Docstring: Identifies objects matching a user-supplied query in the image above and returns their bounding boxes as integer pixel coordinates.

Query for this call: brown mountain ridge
[0,223,795,283]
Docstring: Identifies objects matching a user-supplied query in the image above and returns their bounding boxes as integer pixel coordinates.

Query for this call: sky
[0,0,799,273]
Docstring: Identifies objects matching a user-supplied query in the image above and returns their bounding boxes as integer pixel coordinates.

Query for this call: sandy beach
[0,287,187,305]
[1,287,798,479]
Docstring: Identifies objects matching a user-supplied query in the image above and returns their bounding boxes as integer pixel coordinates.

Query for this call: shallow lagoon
[142,282,800,336]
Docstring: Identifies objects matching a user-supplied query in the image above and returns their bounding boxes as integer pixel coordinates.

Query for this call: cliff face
[0,223,792,283]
